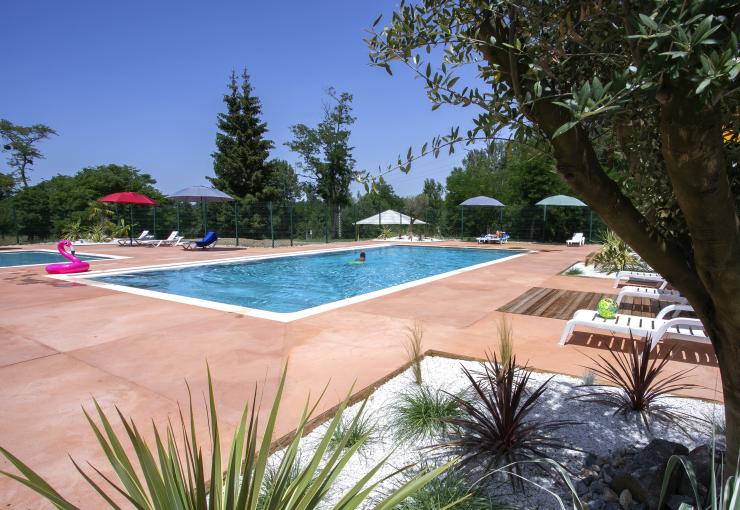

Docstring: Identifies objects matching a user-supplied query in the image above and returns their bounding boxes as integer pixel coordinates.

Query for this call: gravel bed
[563,262,616,279]
[271,356,723,509]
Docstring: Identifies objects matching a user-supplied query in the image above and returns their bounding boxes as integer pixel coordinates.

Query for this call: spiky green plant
[60,219,84,241]
[85,223,110,242]
[440,353,577,490]
[564,266,584,276]
[404,321,424,385]
[581,369,596,386]
[110,219,132,239]
[573,334,698,433]
[590,230,638,273]
[659,444,739,510]
[392,385,461,442]
[496,316,514,371]
[392,469,508,510]
[328,409,378,455]
[379,226,395,240]
[0,365,454,509]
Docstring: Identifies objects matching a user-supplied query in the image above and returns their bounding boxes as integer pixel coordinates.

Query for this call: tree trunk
[476,21,740,466]
[19,161,29,188]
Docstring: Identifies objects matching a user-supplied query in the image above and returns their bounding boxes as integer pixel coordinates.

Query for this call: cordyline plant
[0,365,454,509]
[440,353,577,489]
[366,0,740,468]
[572,334,700,434]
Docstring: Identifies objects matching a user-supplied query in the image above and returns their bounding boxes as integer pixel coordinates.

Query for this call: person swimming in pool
[354,251,366,263]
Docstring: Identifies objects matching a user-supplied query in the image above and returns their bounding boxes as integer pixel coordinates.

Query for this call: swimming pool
[0,250,115,268]
[84,245,525,319]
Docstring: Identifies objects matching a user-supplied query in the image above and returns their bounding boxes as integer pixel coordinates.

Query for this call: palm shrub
[0,365,454,509]
[392,385,461,442]
[590,230,639,273]
[379,226,394,240]
[440,353,576,489]
[572,334,698,432]
[60,219,84,241]
[110,219,132,239]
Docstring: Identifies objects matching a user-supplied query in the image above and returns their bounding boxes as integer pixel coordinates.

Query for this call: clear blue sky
[2,0,477,197]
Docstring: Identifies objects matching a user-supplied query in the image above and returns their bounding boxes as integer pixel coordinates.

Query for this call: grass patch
[581,369,596,386]
[393,469,509,510]
[564,266,584,276]
[497,316,514,370]
[405,321,424,384]
[392,385,461,441]
[328,409,377,454]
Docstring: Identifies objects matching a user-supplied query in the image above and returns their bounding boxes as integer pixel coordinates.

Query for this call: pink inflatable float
[45,240,90,274]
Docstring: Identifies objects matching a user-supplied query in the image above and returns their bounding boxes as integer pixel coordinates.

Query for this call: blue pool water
[0,250,111,267]
[92,246,522,314]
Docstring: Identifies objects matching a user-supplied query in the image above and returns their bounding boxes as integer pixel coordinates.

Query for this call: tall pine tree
[209,69,274,201]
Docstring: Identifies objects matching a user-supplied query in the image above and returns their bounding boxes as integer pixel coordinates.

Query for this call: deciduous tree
[287,88,356,236]
[0,119,57,188]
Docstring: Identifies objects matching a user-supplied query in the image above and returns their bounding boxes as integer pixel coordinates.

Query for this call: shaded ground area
[0,240,722,508]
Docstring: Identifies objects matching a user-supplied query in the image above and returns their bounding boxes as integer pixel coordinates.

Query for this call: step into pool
[84,245,526,319]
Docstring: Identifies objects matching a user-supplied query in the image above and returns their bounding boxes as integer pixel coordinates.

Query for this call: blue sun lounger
[182,231,218,250]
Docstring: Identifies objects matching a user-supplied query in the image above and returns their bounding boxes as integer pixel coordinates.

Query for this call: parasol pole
[129,204,134,244]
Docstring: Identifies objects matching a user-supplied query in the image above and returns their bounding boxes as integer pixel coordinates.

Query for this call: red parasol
[99,192,159,206]
[99,192,159,244]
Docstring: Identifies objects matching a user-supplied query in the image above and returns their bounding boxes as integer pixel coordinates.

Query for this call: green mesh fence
[0,196,606,246]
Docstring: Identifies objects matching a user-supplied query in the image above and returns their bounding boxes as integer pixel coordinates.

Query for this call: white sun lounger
[117,230,151,246]
[613,270,668,289]
[559,304,708,350]
[566,233,585,246]
[615,285,687,306]
[141,231,182,247]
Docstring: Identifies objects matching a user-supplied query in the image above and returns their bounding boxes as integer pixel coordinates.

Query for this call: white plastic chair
[566,233,585,246]
[559,304,708,350]
[613,270,668,289]
[615,285,687,306]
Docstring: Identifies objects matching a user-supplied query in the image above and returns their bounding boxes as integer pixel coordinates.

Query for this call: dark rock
[629,504,646,510]
[611,439,689,510]
[604,503,621,510]
[577,480,589,496]
[619,489,633,509]
[585,452,599,467]
[603,486,619,502]
[588,500,605,510]
[666,494,693,510]
[678,444,715,499]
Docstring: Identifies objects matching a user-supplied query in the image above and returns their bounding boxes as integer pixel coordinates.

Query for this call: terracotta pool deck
[0,241,721,508]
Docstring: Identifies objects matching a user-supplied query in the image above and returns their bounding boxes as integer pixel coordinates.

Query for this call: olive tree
[367,0,740,462]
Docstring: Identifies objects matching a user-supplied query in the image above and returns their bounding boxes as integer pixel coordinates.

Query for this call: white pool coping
[48,244,531,323]
[0,249,128,269]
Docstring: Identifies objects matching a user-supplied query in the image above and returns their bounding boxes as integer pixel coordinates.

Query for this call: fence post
[325,201,329,244]
[289,202,293,247]
[460,206,464,240]
[269,201,274,248]
[11,199,19,245]
[234,201,239,247]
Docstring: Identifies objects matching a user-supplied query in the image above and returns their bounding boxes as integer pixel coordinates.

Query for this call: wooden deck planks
[498,287,609,320]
